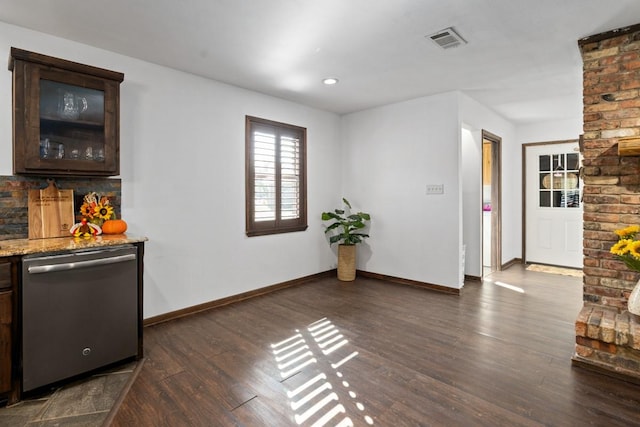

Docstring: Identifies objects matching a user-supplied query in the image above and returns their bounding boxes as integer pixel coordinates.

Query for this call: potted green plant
[321,198,371,281]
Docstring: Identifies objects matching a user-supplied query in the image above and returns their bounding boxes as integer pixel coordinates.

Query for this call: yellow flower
[611,226,640,272]
[629,241,640,260]
[95,203,114,220]
[611,239,633,256]
[614,225,640,238]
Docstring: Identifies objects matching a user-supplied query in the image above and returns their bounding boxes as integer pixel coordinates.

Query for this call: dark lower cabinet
[0,259,14,398]
[0,290,11,394]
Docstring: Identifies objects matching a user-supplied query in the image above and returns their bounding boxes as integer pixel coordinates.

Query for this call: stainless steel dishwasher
[21,245,138,392]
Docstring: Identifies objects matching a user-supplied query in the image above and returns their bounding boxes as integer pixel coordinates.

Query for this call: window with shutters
[246,116,307,236]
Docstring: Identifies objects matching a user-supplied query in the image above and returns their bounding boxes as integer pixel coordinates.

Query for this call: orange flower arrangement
[78,192,115,226]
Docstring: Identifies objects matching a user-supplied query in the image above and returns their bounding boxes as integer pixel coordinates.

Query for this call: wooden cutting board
[28,181,75,239]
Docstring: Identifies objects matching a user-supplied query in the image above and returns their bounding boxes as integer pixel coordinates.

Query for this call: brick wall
[573,24,640,381]
[581,25,640,309]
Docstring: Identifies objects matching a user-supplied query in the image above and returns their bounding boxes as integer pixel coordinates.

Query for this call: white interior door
[525,142,582,268]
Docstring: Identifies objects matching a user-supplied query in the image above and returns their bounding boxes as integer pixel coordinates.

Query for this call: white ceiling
[1,0,640,124]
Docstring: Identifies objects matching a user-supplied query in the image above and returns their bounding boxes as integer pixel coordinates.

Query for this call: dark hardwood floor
[111,266,640,426]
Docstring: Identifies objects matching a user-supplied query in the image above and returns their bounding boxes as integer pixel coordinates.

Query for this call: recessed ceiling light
[322,78,339,85]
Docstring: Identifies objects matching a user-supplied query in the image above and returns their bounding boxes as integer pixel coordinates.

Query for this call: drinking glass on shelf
[84,147,93,160]
[58,91,88,120]
[40,138,50,159]
[70,148,80,160]
[56,143,65,159]
[95,148,105,162]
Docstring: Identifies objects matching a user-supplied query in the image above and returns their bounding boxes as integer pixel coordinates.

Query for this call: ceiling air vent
[428,27,466,49]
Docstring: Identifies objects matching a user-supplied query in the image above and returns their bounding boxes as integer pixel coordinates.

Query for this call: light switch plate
[426,184,444,195]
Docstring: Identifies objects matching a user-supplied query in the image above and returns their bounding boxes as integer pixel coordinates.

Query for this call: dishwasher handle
[27,253,136,275]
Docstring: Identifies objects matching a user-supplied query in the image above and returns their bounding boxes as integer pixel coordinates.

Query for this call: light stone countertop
[0,234,148,257]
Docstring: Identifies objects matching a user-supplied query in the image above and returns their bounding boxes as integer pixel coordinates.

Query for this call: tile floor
[0,360,139,427]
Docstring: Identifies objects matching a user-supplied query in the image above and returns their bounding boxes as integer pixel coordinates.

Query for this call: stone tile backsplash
[0,175,121,240]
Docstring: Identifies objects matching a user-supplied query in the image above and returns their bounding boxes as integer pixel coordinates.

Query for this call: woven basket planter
[337,244,356,281]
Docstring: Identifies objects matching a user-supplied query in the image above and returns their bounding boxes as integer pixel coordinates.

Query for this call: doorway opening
[482,130,502,276]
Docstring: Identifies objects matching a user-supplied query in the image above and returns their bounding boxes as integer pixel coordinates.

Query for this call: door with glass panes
[525,141,582,268]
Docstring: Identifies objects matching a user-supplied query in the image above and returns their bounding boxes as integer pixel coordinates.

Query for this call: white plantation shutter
[280,135,300,220]
[253,130,277,221]
[246,116,307,236]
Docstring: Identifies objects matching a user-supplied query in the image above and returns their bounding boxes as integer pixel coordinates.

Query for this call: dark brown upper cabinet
[9,48,124,176]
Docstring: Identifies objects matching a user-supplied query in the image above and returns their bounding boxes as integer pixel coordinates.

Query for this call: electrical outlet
[426,184,444,195]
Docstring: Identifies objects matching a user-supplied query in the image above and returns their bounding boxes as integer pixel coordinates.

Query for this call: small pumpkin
[101,219,127,235]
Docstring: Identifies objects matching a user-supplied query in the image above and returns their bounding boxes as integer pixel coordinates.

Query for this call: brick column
[573,24,640,381]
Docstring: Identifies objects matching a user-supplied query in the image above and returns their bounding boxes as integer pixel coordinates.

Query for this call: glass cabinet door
[39,80,106,163]
[10,47,123,177]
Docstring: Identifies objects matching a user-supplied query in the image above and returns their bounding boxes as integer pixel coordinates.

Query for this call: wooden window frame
[245,116,308,237]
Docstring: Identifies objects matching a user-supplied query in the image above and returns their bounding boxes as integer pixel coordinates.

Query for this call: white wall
[459,93,518,266]
[516,118,582,145]
[461,127,482,277]
[341,93,462,288]
[0,22,343,318]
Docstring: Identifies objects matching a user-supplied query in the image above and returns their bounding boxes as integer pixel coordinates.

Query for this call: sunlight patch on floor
[271,317,373,426]
[484,278,525,293]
